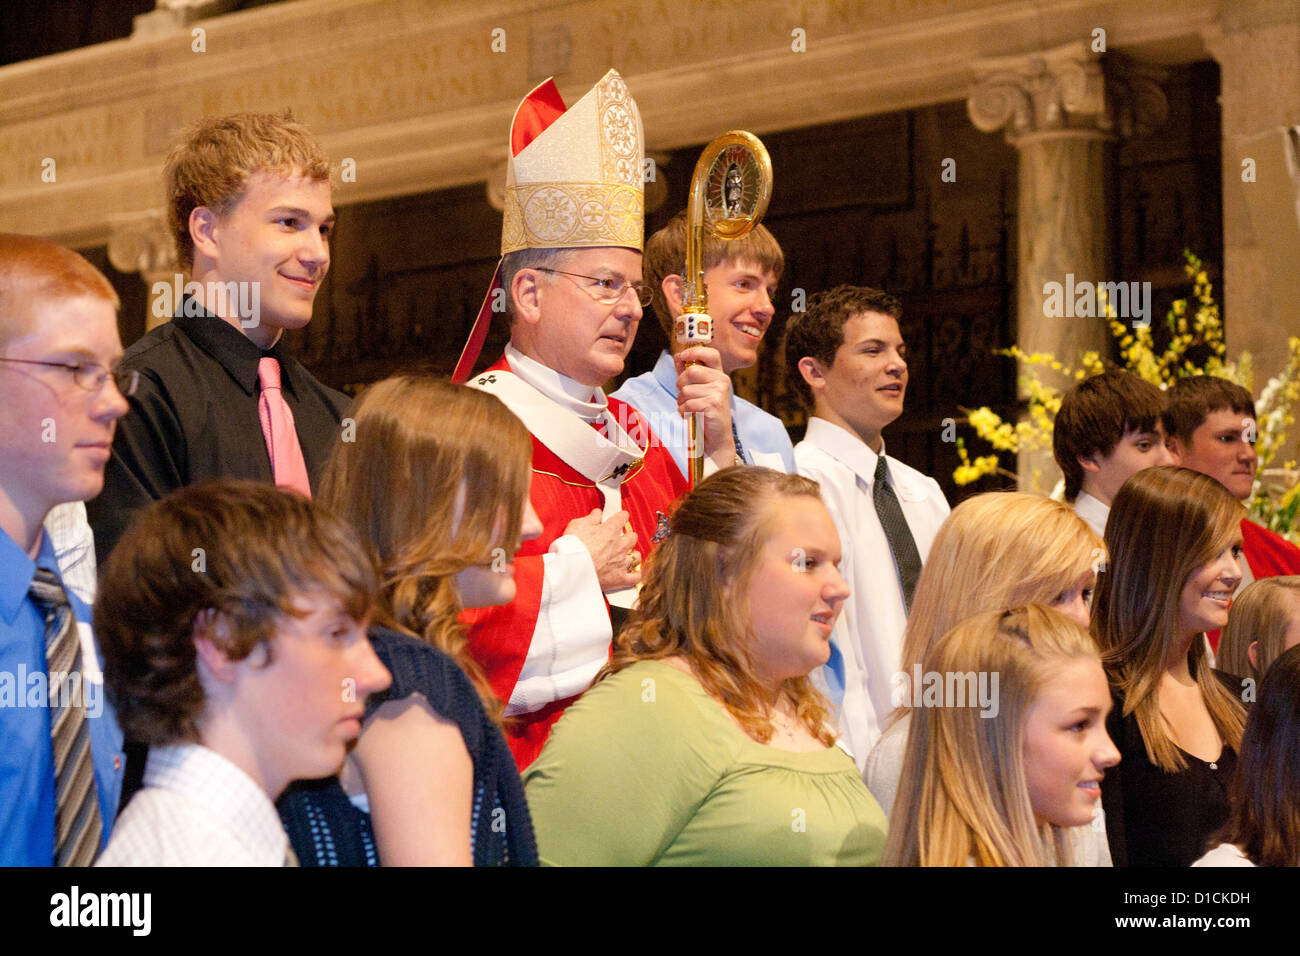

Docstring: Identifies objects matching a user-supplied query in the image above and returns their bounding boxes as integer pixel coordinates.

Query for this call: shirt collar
[1073,490,1110,537]
[652,348,739,413]
[804,416,887,485]
[0,524,57,624]
[144,744,289,864]
[504,343,609,422]
[651,349,678,395]
[172,298,298,398]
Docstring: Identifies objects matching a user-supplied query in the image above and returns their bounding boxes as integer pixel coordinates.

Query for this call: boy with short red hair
[0,234,131,865]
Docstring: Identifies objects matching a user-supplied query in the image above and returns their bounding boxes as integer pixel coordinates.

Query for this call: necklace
[770,708,799,742]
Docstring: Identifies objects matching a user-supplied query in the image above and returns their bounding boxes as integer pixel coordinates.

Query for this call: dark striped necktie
[29,568,102,866]
[873,455,922,613]
[731,420,749,465]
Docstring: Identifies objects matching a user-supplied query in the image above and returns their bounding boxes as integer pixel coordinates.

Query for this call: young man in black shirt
[87,112,347,565]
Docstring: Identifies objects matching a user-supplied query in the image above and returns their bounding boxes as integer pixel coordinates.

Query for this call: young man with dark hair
[452,72,685,768]
[1052,370,1173,538]
[786,284,949,768]
[0,234,130,865]
[1164,375,1300,614]
[612,209,792,477]
[94,479,390,866]
[87,111,348,565]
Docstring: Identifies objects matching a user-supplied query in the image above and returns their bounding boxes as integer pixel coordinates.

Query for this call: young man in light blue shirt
[612,210,792,478]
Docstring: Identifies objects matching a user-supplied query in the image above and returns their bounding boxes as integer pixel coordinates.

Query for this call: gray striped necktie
[29,568,102,866]
[873,455,922,613]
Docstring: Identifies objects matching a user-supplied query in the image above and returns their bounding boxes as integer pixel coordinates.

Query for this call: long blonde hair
[900,493,1102,679]
[884,605,1100,866]
[1091,466,1246,771]
[1218,577,1300,681]
[318,376,533,721]
[601,467,835,746]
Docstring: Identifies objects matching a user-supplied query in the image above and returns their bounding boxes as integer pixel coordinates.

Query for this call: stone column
[107,209,179,332]
[968,42,1167,490]
[1203,1,1300,454]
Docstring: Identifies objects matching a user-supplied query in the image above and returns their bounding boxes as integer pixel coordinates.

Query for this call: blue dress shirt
[0,526,122,865]
[612,350,796,480]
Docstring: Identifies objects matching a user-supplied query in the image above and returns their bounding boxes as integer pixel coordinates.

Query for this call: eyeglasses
[535,268,653,307]
[0,357,139,397]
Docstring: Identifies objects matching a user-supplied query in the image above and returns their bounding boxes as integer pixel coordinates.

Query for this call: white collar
[804,416,888,485]
[1073,490,1110,539]
[144,743,288,863]
[505,343,607,421]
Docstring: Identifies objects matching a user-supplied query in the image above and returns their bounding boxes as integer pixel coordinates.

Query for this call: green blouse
[523,661,887,866]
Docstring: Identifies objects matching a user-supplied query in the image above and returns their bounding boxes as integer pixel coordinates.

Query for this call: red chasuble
[462,356,688,768]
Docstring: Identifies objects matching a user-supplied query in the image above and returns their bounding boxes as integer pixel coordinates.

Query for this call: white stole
[469,361,646,607]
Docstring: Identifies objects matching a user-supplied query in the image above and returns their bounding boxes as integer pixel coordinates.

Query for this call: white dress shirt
[1072,490,1110,541]
[96,744,291,867]
[44,501,97,606]
[795,417,950,768]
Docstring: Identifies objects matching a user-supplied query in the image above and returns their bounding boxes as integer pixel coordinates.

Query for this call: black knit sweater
[278,626,538,866]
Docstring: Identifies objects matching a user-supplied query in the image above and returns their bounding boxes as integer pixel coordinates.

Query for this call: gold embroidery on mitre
[597,73,641,189]
[502,182,643,254]
[500,70,645,255]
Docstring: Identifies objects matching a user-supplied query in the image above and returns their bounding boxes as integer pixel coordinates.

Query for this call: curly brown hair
[600,466,836,746]
[95,479,376,745]
[783,284,902,409]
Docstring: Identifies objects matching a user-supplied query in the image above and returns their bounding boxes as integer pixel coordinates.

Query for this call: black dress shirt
[87,306,348,565]
[1100,670,1246,867]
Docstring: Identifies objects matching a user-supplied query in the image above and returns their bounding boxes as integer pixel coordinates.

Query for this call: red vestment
[462,356,687,768]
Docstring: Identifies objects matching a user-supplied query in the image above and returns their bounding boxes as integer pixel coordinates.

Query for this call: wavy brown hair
[96,479,376,745]
[318,376,532,722]
[599,467,836,746]
[884,606,1099,867]
[1091,466,1247,771]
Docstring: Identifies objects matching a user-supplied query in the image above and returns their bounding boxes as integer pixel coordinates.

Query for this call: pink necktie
[257,356,312,497]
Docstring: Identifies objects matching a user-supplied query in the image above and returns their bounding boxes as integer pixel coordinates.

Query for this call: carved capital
[107,209,177,277]
[968,41,1168,145]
